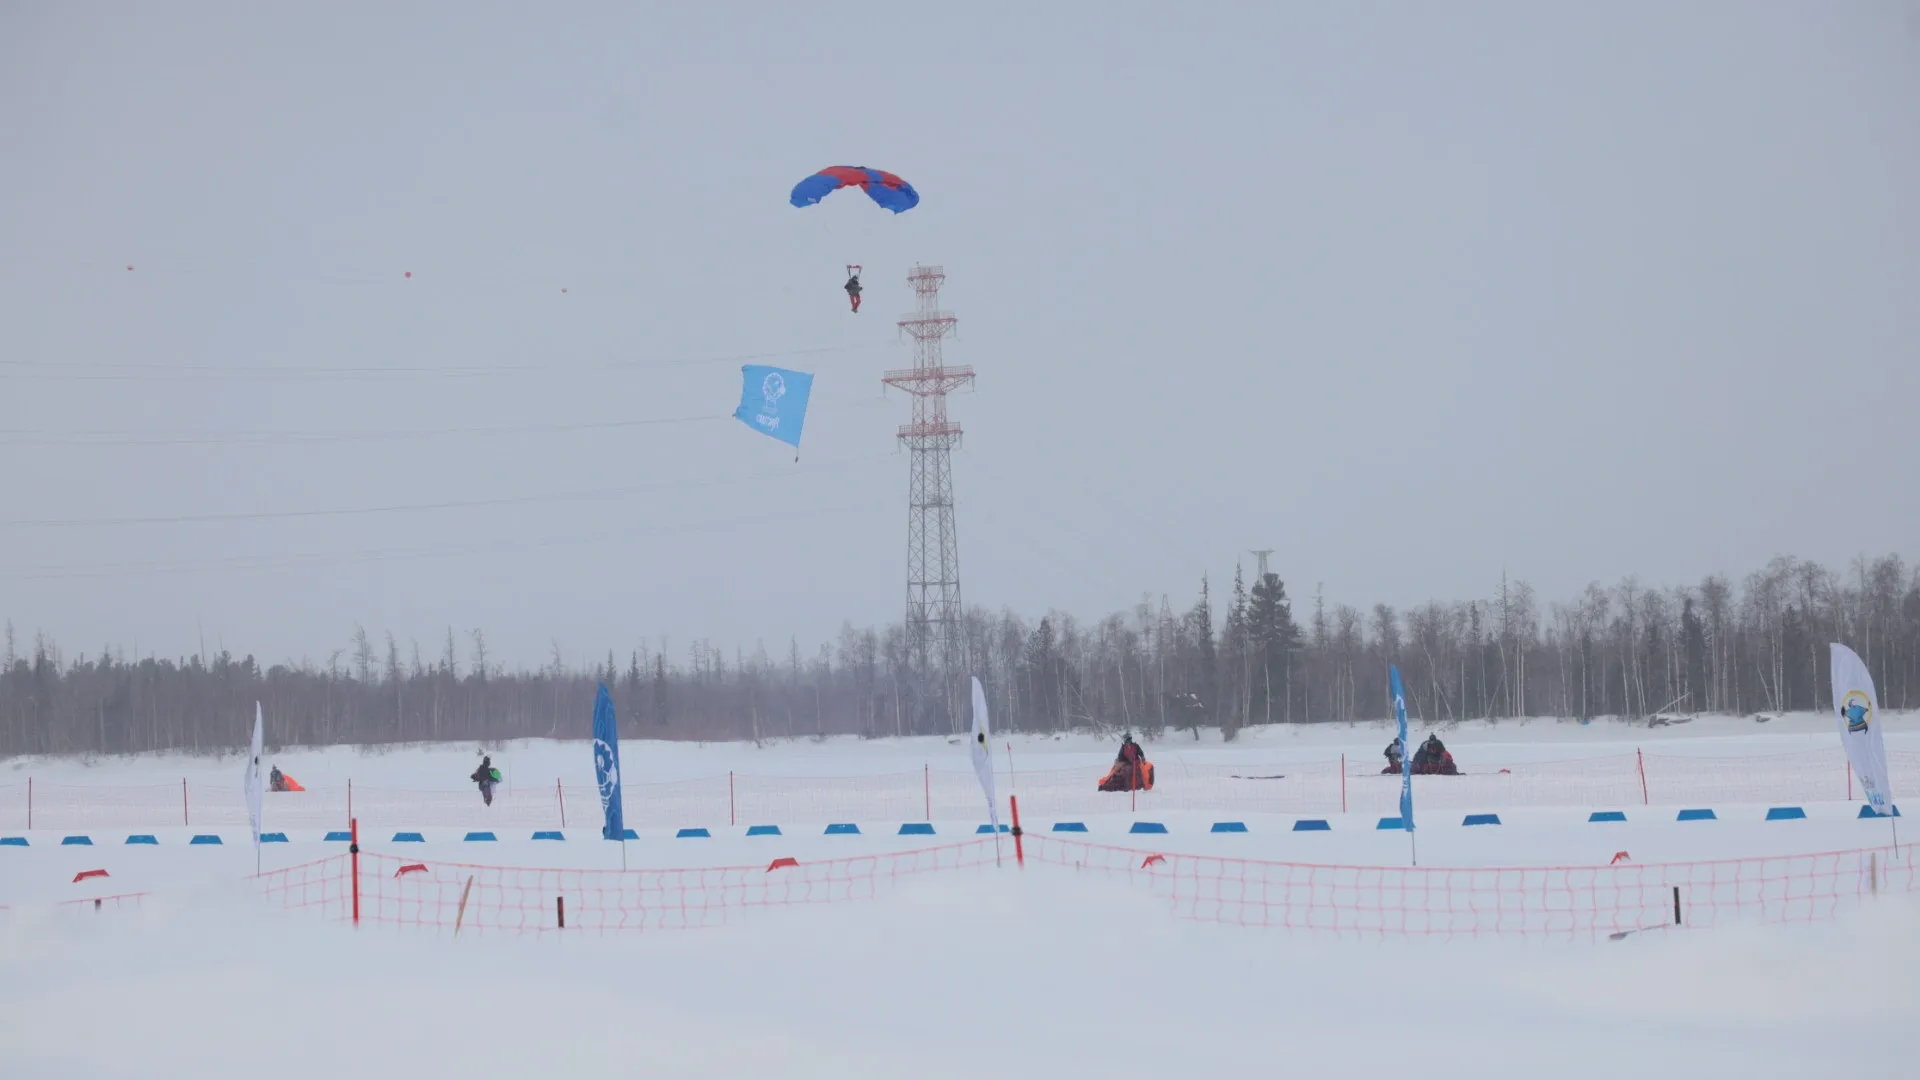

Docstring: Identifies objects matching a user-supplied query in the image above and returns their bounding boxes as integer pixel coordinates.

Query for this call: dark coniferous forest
[3,553,1917,756]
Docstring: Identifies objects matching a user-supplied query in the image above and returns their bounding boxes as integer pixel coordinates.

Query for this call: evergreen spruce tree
[1248,571,1302,724]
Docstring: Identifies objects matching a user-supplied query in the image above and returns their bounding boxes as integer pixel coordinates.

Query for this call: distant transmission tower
[883,265,974,732]
[1249,549,1275,579]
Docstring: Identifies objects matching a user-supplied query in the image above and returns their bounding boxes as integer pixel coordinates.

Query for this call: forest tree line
[3,552,1918,757]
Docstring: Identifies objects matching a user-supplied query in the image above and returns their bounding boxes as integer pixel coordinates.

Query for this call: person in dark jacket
[471,755,498,806]
[1099,733,1154,792]
[1412,734,1459,775]
[1383,737,1404,774]
[844,267,863,313]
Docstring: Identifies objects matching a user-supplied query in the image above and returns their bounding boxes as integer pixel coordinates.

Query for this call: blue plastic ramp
[1210,821,1248,833]
[1292,819,1332,832]
[1462,814,1502,827]
[464,831,497,842]
[190,834,223,845]
[899,823,936,835]
[62,835,93,846]
[674,828,709,839]
[1129,821,1168,834]
[1052,822,1088,833]
[1765,807,1807,821]
[126,835,158,845]
[1589,811,1628,823]
[825,823,861,835]
[1676,809,1717,822]
[746,825,781,837]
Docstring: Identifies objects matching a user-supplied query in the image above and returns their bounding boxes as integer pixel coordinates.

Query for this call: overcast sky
[2,1,1915,670]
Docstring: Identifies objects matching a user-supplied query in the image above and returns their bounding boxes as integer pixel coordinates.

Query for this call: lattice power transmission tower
[883,265,974,732]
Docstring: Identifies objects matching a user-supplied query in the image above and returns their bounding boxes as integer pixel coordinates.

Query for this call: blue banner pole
[1391,664,1416,867]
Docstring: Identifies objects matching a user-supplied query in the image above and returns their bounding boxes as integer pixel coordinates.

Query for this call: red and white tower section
[883,265,974,730]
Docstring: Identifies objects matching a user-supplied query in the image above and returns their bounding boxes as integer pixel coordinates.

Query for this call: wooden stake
[454,875,475,936]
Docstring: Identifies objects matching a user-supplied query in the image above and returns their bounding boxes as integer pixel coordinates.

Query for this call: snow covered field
[3,714,1918,1077]
[7,711,1918,834]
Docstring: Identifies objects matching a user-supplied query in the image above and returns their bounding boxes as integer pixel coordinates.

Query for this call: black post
[557,895,566,929]
[1672,886,1681,926]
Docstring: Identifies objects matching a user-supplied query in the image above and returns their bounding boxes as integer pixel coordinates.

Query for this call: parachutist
[844,265,862,313]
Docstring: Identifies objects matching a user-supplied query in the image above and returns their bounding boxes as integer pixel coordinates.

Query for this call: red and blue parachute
[789,166,920,214]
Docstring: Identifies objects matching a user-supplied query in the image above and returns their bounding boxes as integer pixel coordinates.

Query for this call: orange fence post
[1009,794,1025,868]
[350,817,361,927]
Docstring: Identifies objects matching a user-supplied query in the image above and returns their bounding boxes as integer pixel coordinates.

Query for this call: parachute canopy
[790,166,919,214]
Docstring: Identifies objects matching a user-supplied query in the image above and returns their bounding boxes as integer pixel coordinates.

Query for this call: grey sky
[2,2,1915,669]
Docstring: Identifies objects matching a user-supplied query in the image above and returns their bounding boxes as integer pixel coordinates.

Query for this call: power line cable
[0,452,896,529]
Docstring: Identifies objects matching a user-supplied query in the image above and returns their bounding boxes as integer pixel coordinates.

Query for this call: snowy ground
[10,710,1917,788]
[3,863,1916,1078]
[3,714,1918,1077]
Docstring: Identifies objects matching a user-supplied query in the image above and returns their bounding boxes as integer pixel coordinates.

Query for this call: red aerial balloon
[404,271,412,279]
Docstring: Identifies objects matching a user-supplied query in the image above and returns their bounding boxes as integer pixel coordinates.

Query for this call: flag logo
[594,738,619,805]
[1842,690,1873,733]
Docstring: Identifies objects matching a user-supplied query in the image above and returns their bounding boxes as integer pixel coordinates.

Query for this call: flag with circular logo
[1831,643,1892,817]
[592,682,625,840]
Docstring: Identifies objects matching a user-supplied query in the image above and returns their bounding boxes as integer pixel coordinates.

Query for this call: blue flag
[733,365,814,449]
[592,682,625,841]
[1390,664,1414,836]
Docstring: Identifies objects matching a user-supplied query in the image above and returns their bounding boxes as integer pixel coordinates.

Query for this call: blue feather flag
[1390,664,1414,838]
[592,682,625,841]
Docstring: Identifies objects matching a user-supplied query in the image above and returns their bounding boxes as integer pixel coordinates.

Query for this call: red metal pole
[1637,748,1649,806]
[182,778,189,826]
[557,779,567,828]
[1340,754,1347,814]
[923,764,930,822]
[1009,794,1025,868]
[729,771,737,827]
[349,817,361,927]
[26,777,30,830]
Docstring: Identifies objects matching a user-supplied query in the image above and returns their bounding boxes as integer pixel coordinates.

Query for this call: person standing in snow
[471,755,498,807]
